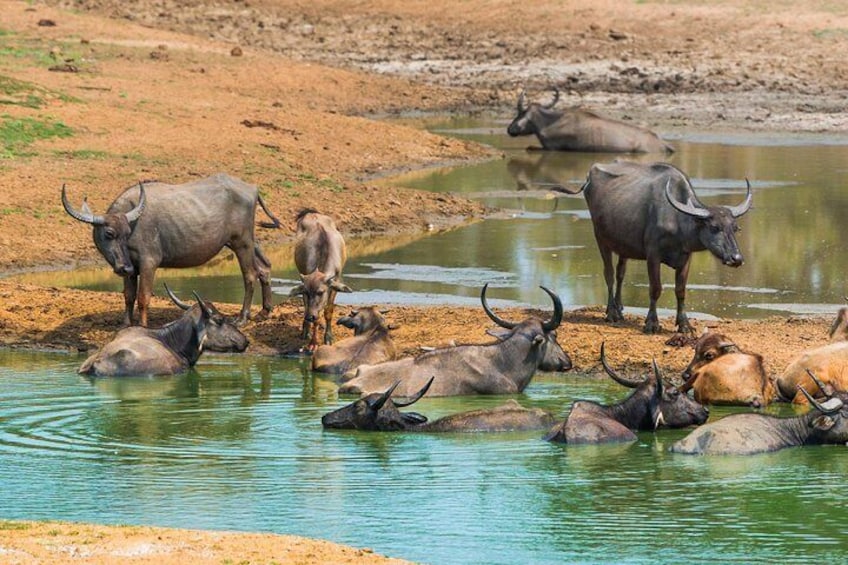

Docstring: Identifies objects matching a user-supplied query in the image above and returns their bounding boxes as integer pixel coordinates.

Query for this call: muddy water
[3,349,848,564]
[15,121,848,319]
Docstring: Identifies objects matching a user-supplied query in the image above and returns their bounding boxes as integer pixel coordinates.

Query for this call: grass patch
[0,521,31,531]
[0,114,73,158]
[0,74,75,109]
[54,148,109,160]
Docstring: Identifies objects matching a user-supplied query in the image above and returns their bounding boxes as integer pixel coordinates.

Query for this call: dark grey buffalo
[79,292,221,377]
[544,343,709,444]
[289,209,352,350]
[62,173,280,327]
[573,160,752,334]
[507,89,674,154]
[312,307,398,374]
[163,283,248,353]
[323,378,555,432]
[340,284,567,397]
[671,372,848,455]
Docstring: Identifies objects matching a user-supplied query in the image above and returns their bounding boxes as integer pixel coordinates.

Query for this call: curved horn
[544,88,560,109]
[393,377,435,408]
[61,184,105,225]
[124,183,146,223]
[797,384,839,414]
[678,371,699,394]
[652,358,664,396]
[481,283,517,330]
[191,291,215,319]
[665,179,711,219]
[599,342,642,389]
[517,89,528,112]
[540,285,563,332]
[805,368,831,398]
[163,282,191,310]
[727,179,753,218]
[370,380,401,411]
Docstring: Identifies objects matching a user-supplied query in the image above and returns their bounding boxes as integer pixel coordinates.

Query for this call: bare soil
[0,0,846,562]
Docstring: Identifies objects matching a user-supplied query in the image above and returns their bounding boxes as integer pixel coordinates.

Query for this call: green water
[1,350,847,564]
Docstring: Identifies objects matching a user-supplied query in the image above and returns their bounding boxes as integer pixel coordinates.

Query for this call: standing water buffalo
[79,291,220,377]
[671,372,848,455]
[678,331,775,407]
[544,343,708,444]
[62,173,280,327]
[340,284,566,397]
[323,378,556,432]
[507,89,674,154]
[288,209,352,350]
[569,160,752,334]
[312,307,398,374]
[163,283,249,353]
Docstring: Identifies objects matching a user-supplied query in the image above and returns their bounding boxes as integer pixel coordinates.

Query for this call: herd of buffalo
[58,90,848,457]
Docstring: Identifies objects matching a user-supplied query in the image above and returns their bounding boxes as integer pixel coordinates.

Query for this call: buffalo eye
[104,228,116,239]
[704,351,715,360]
[710,225,721,234]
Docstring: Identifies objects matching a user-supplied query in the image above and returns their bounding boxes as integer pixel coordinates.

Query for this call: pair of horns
[599,341,665,395]
[665,178,752,219]
[369,377,435,412]
[62,183,146,225]
[163,283,214,318]
[481,283,563,332]
[798,369,844,414]
[516,88,559,113]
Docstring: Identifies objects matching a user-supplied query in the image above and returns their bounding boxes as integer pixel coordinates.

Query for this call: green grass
[0,114,73,158]
[54,148,109,160]
[0,74,75,109]
[0,521,31,531]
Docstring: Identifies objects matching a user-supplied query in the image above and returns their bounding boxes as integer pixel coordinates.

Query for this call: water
[2,350,848,563]
[13,119,848,319]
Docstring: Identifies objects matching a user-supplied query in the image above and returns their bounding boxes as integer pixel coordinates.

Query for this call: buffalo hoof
[664,333,693,347]
[643,320,661,334]
[605,309,624,323]
[253,308,271,322]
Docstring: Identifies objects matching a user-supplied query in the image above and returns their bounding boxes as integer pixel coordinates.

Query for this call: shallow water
[2,350,848,564]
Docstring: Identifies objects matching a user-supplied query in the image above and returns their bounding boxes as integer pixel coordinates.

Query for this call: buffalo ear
[330,280,353,293]
[812,415,836,431]
[288,284,306,297]
[485,328,511,341]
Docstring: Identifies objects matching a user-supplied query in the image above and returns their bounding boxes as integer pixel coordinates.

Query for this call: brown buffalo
[678,332,775,407]
[312,307,398,374]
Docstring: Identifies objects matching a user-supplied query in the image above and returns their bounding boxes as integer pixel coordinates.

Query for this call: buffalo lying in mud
[507,89,674,154]
[79,291,222,377]
[163,283,249,353]
[679,331,775,407]
[62,173,280,327]
[671,371,848,455]
[339,284,567,398]
[288,209,352,350]
[561,160,752,335]
[311,307,398,374]
[544,343,708,444]
[322,378,555,432]
[776,306,848,404]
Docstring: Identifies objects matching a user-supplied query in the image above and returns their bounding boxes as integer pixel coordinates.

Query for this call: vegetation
[0,114,73,158]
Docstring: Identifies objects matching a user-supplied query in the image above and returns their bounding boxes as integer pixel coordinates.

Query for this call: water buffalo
[572,160,752,334]
[312,307,398,374]
[507,89,674,154]
[776,307,848,404]
[79,291,219,377]
[323,378,555,432]
[339,284,565,398]
[678,331,775,407]
[671,373,848,455]
[288,209,352,350]
[163,283,249,353]
[62,173,280,327]
[544,343,709,444]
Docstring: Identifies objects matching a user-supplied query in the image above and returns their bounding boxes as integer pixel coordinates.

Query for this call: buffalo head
[163,283,249,353]
[682,331,741,380]
[289,271,353,335]
[829,305,848,343]
[507,88,560,138]
[797,375,848,445]
[337,307,391,336]
[62,183,146,277]
[321,378,433,431]
[665,178,752,268]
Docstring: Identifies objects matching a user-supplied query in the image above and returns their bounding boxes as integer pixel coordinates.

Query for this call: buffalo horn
[805,368,830,397]
[797,385,842,414]
[393,376,435,408]
[370,380,402,411]
[727,179,753,218]
[192,291,215,319]
[124,183,146,223]
[599,342,643,389]
[544,88,560,109]
[540,285,563,332]
[481,283,517,330]
[61,184,105,225]
[652,358,664,396]
[517,89,528,113]
[163,282,191,311]
[678,371,699,394]
[665,179,711,219]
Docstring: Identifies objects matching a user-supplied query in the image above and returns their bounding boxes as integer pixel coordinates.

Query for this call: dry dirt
[0,0,846,563]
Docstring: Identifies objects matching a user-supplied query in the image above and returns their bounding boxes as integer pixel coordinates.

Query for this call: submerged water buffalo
[79,292,220,377]
[340,284,566,398]
[571,160,752,334]
[312,307,398,374]
[679,331,775,407]
[163,283,248,353]
[544,343,708,444]
[323,378,555,432]
[62,173,280,327]
[507,89,674,154]
[776,307,848,404]
[288,209,352,350]
[671,373,848,455]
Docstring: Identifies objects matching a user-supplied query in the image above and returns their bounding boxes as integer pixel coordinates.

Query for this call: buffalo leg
[301,294,311,340]
[613,256,627,318]
[674,258,693,334]
[253,244,273,321]
[598,245,623,322]
[644,256,662,334]
[323,289,338,345]
[137,267,155,328]
[122,275,138,326]
[232,243,257,326]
